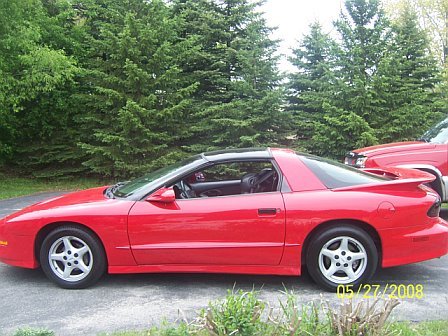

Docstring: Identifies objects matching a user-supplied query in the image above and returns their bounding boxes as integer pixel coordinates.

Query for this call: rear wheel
[39,226,106,289]
[306,225,378,291]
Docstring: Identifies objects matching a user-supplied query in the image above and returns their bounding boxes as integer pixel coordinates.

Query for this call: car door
[127,191,286,265]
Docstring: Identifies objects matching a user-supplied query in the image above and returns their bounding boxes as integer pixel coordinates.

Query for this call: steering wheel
[179,180,195,199]
[241,173,258,193]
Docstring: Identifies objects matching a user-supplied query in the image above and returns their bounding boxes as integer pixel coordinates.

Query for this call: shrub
[199,289,266,336]
[324,298,400,336]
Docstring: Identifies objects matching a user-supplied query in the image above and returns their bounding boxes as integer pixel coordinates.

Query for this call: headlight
[344,153,368,168]
[355,156,368,168]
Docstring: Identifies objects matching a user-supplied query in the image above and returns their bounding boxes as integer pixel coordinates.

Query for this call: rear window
[300,154,389,189]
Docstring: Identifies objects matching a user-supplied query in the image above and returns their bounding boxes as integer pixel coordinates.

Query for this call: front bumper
[0,219,38,269]
[381,217,448,268]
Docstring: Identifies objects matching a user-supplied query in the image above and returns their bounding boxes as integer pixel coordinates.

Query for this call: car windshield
[113,154,204,198]
[420,117,448,144]
[300,154,389,189]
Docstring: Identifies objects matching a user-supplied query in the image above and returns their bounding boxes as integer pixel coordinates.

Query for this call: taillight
[427,198,442,217]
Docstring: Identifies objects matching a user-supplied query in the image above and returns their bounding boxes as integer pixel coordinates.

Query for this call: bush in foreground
[154,289,401,336]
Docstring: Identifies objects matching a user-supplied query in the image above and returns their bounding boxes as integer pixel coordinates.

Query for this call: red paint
[128,192,286,265]
[1,149,447,281]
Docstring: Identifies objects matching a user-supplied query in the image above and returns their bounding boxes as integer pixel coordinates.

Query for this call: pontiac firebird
[0,148,447,290]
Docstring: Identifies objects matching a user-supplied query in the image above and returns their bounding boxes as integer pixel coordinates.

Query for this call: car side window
[200,161,273,182]
[171,160,280,199]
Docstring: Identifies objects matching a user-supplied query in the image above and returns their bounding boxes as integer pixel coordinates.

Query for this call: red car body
[1,148,447,290]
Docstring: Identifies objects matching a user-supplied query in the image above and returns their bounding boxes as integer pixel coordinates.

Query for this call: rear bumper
[381,217,448,268]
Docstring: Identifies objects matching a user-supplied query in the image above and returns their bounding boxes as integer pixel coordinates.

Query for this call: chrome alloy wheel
[318,236,367,284]
[48,236,93,282]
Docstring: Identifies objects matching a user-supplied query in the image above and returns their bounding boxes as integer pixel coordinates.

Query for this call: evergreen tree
[173,0,291,152]
[287,22,338,150]
[334,0,390,120]
[76,0,198,177]
[312,104,377,158]
[384,0,448,67]
[374,4,442,142]
[307,0,442,157]
[307,0,389,157]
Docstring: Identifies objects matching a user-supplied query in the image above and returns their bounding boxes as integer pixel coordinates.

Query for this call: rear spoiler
[334,167,435,193]
[362,167,436,181]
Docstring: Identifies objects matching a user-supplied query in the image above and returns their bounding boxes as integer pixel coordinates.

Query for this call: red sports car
[0,148,447,290]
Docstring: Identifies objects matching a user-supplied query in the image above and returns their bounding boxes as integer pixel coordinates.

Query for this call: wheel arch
[34,221,108,266]
[301,219,382,268]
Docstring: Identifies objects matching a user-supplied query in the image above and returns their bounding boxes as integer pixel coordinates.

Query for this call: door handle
[258,208,278,215]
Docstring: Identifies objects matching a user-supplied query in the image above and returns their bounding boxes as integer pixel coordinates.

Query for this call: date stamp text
[336,284,424,299]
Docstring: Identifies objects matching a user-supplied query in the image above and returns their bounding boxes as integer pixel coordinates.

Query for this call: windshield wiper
[105,181,128,199]
[416,137,429,142]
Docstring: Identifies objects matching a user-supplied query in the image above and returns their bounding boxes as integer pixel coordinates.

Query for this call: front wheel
[39,226,106,289]
[306,225,378,291]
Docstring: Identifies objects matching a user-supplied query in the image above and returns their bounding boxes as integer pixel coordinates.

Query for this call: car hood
[3,186,127,222]
[352,141,436,157]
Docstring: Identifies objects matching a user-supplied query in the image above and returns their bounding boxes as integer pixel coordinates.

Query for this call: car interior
[171,160,280,199]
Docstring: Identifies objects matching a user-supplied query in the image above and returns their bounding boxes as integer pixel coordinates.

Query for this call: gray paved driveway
[0,192,447,335]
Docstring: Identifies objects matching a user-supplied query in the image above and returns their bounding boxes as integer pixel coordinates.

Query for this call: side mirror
[146,187,175,203]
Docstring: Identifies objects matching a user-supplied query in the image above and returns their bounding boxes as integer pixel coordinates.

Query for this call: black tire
[39,225,106,289]
[306,225,378,292]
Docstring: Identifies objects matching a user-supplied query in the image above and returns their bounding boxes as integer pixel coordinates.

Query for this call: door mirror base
[146,187,176,203]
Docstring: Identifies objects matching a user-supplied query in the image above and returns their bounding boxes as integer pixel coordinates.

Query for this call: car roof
[202,147,272,162]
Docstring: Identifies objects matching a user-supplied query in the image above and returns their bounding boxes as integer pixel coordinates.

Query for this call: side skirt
[108,264,301,276]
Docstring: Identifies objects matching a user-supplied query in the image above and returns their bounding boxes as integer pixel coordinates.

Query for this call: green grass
[0,173,106,200]
[389,320,448,336]
[100,320,448,336]
[12,328,54,336]
[12,321,448,336]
